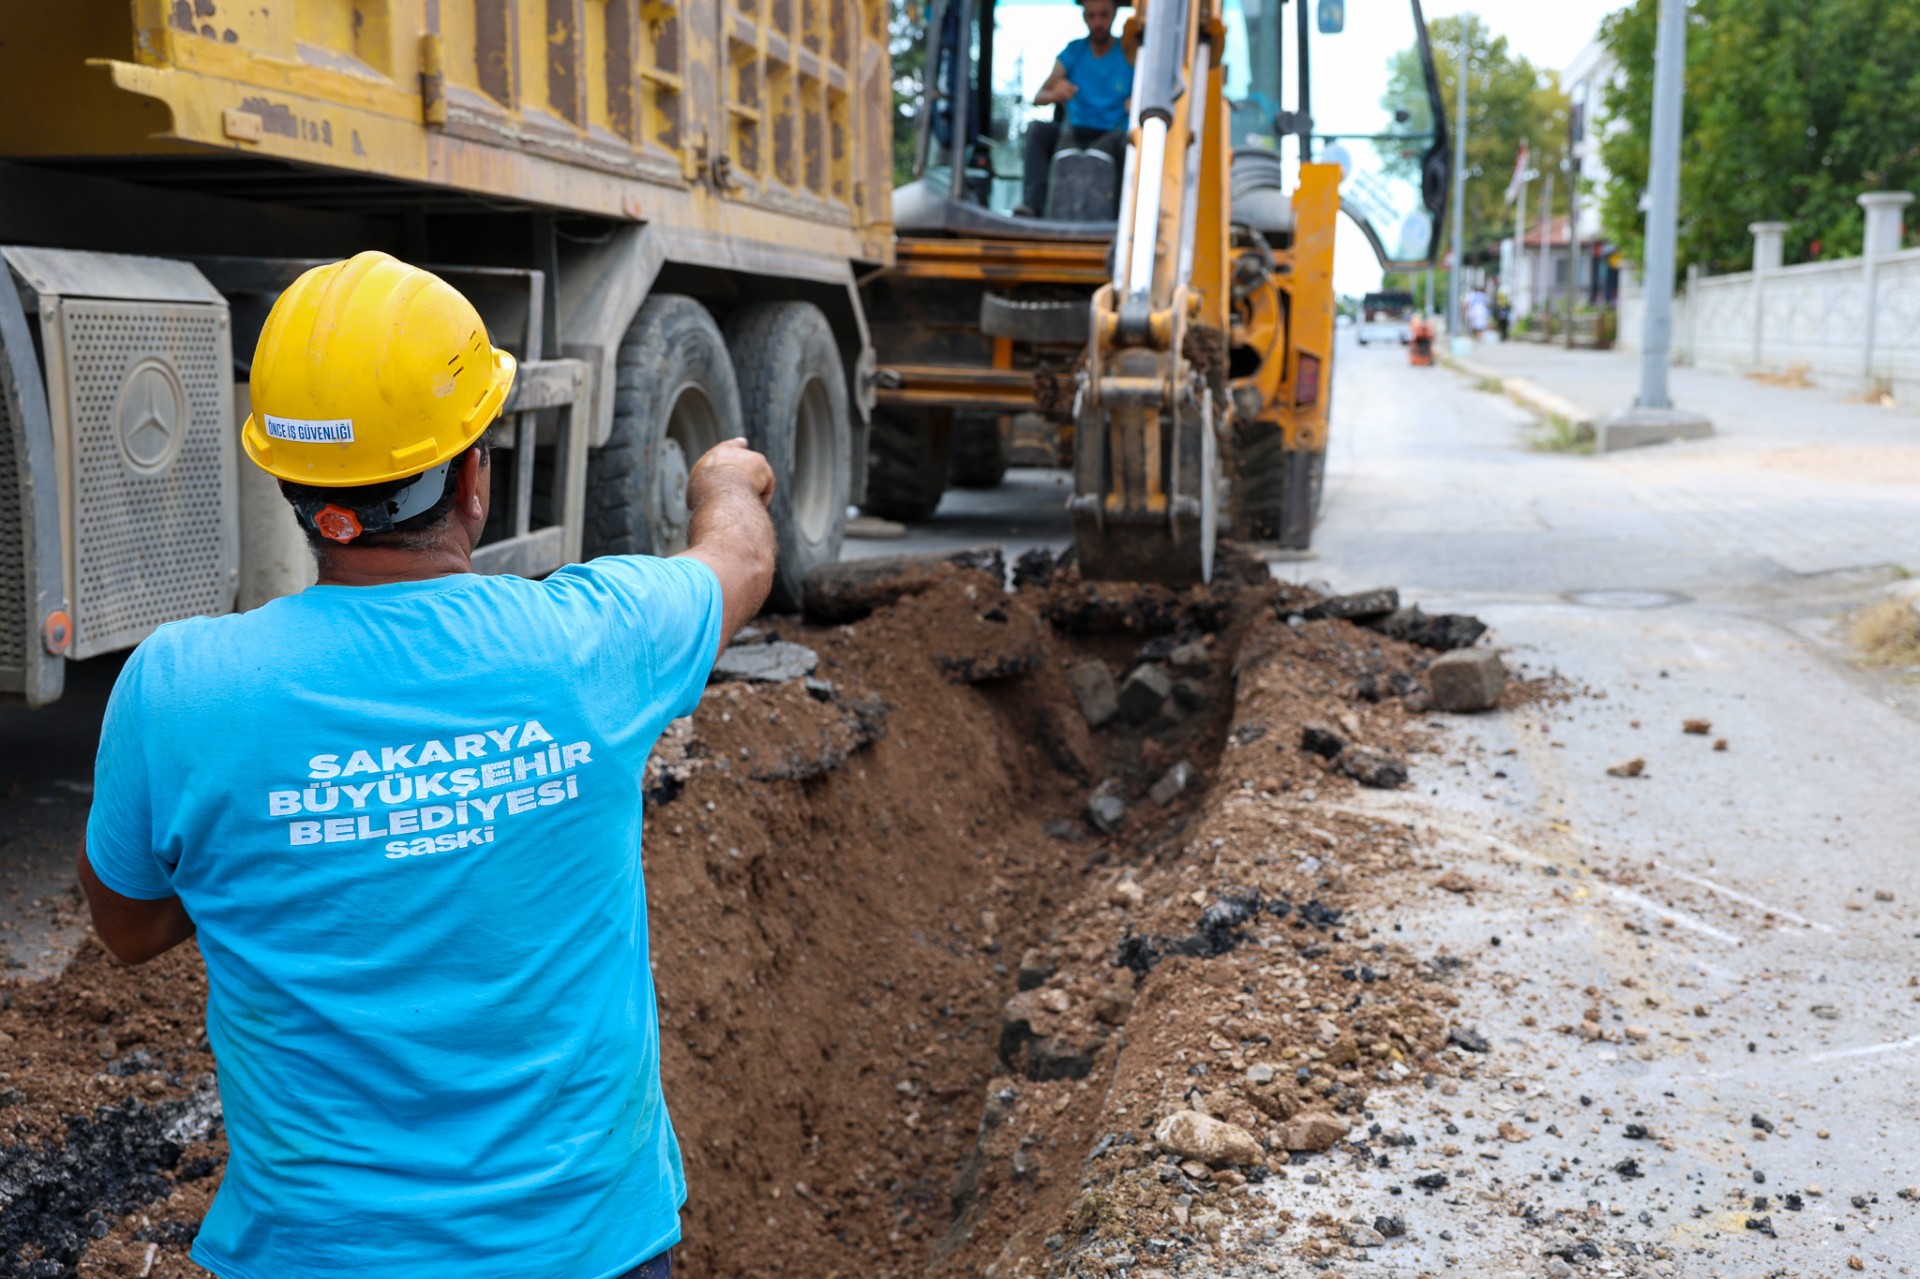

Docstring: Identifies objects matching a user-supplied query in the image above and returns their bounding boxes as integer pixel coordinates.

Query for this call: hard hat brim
[244,346,518,487]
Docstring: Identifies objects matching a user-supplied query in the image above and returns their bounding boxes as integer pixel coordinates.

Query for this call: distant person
[1494,286,1511,342]
[1465,286,1491,340]
[1015,0,1132,218]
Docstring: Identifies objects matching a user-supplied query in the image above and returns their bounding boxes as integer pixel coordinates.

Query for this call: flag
[1504,139,1530,206]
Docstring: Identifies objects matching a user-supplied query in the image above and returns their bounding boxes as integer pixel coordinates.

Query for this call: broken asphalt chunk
[1366,605,1489,651]
[1447,1025,1491,1053]
[1342,747,1408,789]
[1299,587,1399,622]
[711,640,820,683]
[802,545,1006,623]
[1300,724,1345,759]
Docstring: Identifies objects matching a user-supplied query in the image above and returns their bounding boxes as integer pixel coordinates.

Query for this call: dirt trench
[3,554,1534,1279]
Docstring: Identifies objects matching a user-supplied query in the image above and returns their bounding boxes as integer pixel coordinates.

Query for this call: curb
[1450,357,1597,433]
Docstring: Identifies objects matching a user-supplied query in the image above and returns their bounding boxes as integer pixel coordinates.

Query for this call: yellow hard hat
[241,252,517,487]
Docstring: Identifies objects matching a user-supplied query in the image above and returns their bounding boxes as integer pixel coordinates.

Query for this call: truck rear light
[1295,353,1321,406]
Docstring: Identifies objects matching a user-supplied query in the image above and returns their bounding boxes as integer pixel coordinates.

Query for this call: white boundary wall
[1620,232,1920,405]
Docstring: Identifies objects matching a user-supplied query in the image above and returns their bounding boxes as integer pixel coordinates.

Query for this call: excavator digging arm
[1070,0,1231,586]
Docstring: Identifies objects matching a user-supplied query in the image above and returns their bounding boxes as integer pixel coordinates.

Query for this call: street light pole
[1445,36,1469,352]
[1635,0,1686,408]
[1600,0,1711,448]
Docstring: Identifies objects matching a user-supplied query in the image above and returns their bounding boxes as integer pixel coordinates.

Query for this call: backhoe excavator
[861,0,1451,583]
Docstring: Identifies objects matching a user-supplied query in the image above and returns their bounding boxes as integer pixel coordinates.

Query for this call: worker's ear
[457,444,488,522]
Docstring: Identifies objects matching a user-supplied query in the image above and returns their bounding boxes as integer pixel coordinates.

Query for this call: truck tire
[949,414,1009,489]
[723,301,851,613]
[586,295,741,557]
[860,407,950,523]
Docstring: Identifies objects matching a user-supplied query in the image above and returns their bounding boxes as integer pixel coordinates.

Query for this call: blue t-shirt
[1059,37,1133,133]
[86,556,725,1279]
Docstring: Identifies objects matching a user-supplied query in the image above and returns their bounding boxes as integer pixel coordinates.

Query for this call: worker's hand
[688,438,776,510]
[1056,80,1079,100]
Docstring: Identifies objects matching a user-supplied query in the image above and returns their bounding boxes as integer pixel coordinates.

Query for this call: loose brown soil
[2,554,1534,1278]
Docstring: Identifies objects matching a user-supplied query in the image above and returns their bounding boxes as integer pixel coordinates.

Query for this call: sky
[1334,0,1627,295]
[986,0,1630,295]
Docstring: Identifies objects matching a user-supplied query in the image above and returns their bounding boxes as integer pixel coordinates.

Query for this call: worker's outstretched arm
[76,849,194,965]
[1034,60,1075,106]
[677,438,777,648]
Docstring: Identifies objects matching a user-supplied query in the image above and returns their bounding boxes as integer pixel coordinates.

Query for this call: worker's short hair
[279,425,496,553]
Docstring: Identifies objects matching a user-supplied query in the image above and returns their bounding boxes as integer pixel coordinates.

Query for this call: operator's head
[241,252,516,559]
[1082,0,1117,43]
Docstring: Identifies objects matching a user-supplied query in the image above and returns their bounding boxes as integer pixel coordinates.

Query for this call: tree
[1385,14,1572,269]
[891,0,928,187]
[1598,0,1920,272]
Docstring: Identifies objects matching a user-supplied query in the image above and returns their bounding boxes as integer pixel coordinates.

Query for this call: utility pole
[1446,35,1469,354]
[1565,154,1581,349]
[1537,167,1554,326]
[1601,0,1711,449]
[1512,166,1529,314]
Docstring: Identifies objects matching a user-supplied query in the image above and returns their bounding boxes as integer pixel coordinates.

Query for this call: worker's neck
[315,536,473,588]
[1088,32,1113,53]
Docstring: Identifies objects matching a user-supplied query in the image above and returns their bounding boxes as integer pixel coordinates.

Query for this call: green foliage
[1382,267,1447,311]
[1598,0,1920,272]
[891,0,928,187]
[1530,413,1597,454]
[1386,15,1572,267]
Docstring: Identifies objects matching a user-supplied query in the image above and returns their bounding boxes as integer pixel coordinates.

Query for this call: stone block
[1118,663,1173,723]
[1428,648,1506,712]
[1068,660,1120,728]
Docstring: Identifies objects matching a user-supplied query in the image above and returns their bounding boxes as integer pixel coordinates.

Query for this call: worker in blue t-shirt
[77,252,776,1279]
[1016,0,1133,217]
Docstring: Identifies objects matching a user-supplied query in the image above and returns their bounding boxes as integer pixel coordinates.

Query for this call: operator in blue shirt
[77,252,776,1279]
[1016,0,1134,217]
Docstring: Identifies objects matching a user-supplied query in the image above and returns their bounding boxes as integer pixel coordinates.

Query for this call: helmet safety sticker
[264,415,356,443]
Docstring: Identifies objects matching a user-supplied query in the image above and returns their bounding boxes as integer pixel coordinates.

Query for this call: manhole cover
[1563,589,1691,609]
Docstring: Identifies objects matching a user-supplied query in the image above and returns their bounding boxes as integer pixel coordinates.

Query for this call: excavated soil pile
[2,553,1536,1278]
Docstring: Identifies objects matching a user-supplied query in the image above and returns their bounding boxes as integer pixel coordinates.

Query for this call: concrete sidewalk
[1451,340,1917,453]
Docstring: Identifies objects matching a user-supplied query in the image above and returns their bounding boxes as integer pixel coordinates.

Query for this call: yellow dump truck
[0,0,894,705]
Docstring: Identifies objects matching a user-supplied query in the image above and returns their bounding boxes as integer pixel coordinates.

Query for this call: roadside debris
[1428,648,1506,712]
[13,558,1559,1279]
[711,639,820,683]
[1607,757,1647,778]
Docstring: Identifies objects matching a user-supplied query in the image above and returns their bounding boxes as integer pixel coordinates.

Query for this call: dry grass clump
[1747,363,1813,389]
[1851,595,1920,666]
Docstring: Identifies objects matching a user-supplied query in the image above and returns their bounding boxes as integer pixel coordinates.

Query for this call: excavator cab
[863,0,1449,580]
[894,0,1135,240]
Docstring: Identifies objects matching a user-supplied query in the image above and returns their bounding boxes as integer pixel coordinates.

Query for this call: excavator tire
[860,407,950,523]
[949,414,1010,490]
[1228,422,1323,550]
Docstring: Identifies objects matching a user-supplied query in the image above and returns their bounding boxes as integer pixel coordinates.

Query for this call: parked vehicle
[0,0,894,706]
[1357,290,1416,345]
